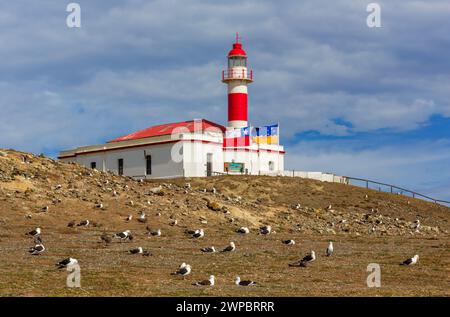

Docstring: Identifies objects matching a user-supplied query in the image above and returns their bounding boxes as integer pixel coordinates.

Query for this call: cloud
[0,0,449,198]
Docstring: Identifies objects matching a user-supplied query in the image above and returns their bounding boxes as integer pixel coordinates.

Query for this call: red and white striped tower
[222,34,253,128]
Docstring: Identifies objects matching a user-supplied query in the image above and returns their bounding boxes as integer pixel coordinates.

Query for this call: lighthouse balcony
[222,69,253,82]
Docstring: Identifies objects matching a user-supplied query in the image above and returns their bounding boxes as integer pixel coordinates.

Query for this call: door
[206,153,213,176]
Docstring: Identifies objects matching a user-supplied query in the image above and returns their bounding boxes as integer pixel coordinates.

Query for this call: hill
[0,149,448,296]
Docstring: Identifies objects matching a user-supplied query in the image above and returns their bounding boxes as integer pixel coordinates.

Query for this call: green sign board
[224,162,244,173]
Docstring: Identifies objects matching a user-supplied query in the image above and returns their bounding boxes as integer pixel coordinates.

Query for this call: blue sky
[0,0,449,200]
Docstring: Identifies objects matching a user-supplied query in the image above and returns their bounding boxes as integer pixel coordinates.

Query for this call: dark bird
[29,244,45,255]
[400,255,419,266]
[201,246,216,253]
[235,276,257,286]
[27,227,41,237]
[282,239,295,245]
[129,247,143,254]
[67,220,76,228]
[221,242,236,252]
[192,229,204,238]
[193,275,215,286]
[114,230,132,241]
[77,220,90,227]
[172,263,191,276]
[289,250,316,267]
[259,225,271,235]
[56,258,78,269]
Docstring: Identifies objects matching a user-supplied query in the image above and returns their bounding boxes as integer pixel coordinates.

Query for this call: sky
[0,0,449,200]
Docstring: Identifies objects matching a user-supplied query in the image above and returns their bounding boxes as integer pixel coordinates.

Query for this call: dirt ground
[0,149,448,296]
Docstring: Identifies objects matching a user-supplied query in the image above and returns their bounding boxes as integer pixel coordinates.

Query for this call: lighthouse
[222,34,253,129]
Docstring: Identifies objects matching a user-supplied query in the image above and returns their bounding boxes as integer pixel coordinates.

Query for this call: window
[228,56,246,68]
[90,162,97,169]
[145,155,152,175]
[118,159,124,176]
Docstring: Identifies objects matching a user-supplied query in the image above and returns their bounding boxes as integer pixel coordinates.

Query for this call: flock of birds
[25,201,421,288]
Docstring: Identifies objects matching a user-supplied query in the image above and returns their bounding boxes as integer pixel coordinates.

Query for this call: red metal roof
[228,43,247,57]
[108,119,226,143]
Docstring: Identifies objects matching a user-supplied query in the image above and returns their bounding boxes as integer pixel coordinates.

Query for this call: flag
[224,127,250,147]
[251,124,279,144]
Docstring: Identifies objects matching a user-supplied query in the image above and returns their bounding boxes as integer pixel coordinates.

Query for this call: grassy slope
[0,150,448,296]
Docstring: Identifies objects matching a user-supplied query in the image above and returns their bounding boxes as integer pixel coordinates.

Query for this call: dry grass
[0,150,449,296]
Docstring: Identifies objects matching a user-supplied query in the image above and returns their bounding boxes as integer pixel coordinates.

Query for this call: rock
[207,200,222,211]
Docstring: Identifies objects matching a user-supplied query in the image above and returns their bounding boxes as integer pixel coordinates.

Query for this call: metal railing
[222,69,253,81]
[343,176,450,206]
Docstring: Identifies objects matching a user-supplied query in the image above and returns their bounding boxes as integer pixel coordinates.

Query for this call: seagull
[201,246,216,253]
[260,225,271,235]
[114,230,132,241]
[138,211,147,223]
[412,220,420,231]
[27,227,41,237]
[237,227,250,234]
[326,242,334,257]
[150,229,162,237]
[221,242,236,252]
[400,254,419,266]
[185,183,191,189]
[96,203,103,209]
[56,258,78,269]
[126,215,133,222]
[67,220,76,228]
[170,219,178,226]
[193,275,215,286]
[192,229,204,238]
[100,232,112,244]
[42,206,49,212]
[77,220,89,227]
[289,250,316,267]
[235,276,257,286]
[172,263,191,277]
[129,247,143,254]
[29,243,45,255]
[55,184,62,190]
[282,239,295,245]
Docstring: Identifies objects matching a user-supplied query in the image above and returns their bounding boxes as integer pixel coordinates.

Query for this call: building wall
[61,142,184,179]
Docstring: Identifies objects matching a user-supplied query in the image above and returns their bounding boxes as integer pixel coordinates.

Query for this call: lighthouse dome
[228,43,247,57]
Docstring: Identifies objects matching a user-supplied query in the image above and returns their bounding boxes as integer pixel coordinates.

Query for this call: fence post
[366,180,369,189]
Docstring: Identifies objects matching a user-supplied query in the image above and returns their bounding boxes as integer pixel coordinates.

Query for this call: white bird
[326,241,334,257]
[194,275,215,286]
[138,211,147,222]
[237,227,250,234]
[289,250,316,267]
[29,244,45,255]
[55,184,62,190]
[126,215,133,222]
[77,220,89,227]
[401,254,419,266]
[56,258,78,269]
[260,225,271,235]
[114,230,132,241]
[27,227,41,237]
[42,206,49,212]
[192,229,204,238]
[96,203,103,209]
[185,183,191,189]
[129,247,143,254]
[221,242,236,252]
[282,239,295,245]
[170,219,178,226]
[201,246,216,253]
[412,220,420,231]
[235,276,257,286]
[172,263,191,276]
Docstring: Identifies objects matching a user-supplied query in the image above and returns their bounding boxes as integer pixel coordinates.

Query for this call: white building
[59,37,285,179]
